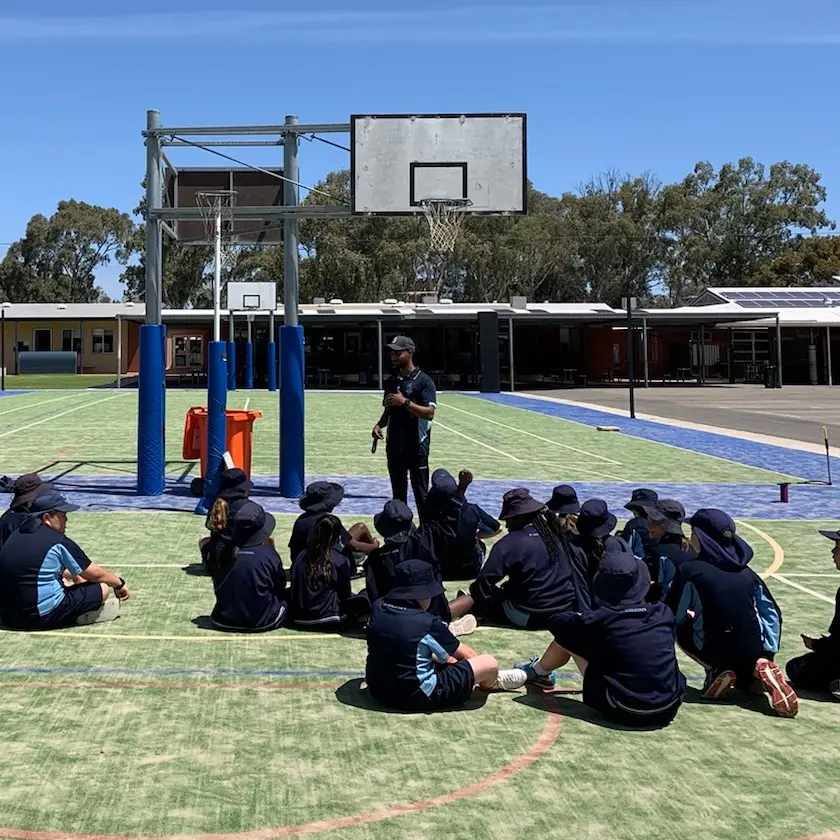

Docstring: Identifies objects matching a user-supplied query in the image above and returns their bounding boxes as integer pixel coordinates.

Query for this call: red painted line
[0,680,339,691]
[0,698,563,840]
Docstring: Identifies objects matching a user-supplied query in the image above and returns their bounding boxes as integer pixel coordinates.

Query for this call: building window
[173,335,204,369]
[33,329,52,352]
[92,328,114,354]
[62,329,82,353]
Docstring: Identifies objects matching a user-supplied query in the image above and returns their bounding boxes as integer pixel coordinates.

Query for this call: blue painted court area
[474,393,840,483]
[0,391,28,398]
[46,472,840,520]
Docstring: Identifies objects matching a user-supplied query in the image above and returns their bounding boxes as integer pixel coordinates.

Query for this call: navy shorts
[42,582,104,629]
[427,659,475,710]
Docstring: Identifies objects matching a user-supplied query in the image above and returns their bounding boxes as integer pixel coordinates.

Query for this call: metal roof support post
[509,316,515,392]
[642,316,649,387]
[828,326,833,386]
[776,314,783,388]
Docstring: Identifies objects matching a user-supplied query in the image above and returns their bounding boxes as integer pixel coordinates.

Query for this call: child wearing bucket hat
[620,488,659,559]
[634,498,694,602]
[448,489,576,631]
[210,501,288,632]
[0,473,53,550]
[785,528,840,702]
[288,481,379,572]
[517,541,686,728]
[365,559,527,711]
[666,509,798,717]
[200,467,253,577]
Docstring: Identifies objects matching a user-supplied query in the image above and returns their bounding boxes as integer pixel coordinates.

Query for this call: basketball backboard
[227,282,277,311]
[165,167,285,244]
[350,113,527,216]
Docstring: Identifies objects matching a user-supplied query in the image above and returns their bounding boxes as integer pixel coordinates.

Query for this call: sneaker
[515,656,556,689]
[491,668,528,692]
[75,596,121,626]
[829,679,840,702]
[701,669,736,700]
[448,614,477,637]
[754,658,798,718]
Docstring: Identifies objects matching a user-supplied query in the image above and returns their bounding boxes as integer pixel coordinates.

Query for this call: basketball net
[196,191,239,269]
[419,198,472,253]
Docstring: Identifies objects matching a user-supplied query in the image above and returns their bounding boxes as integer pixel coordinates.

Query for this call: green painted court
[0,388,837,840]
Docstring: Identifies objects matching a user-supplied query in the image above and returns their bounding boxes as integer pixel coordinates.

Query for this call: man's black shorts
[42,582,104,629]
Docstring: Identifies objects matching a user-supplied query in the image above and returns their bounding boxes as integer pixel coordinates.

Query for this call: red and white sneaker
[701,669,736,700]
[754,658,798,718]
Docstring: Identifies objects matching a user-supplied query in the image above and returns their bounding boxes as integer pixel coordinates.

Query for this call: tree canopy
[1,157,836,307]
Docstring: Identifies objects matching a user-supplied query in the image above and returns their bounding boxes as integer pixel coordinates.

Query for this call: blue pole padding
[227,341,237,391]
[245,342,254,390]
[267,342,277,392]
[137,324,166,496]
[197,341,228,515]
[279,325,305,498]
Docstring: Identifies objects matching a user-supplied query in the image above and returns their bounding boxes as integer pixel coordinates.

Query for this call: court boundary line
[476,394,802,482]
[0,392,86,418]
[433,420,523,462]
[444,400,624,468]
[737,521,785,578]
[0,393,127,440]
[772,575,836,605]
[0,693,563,840]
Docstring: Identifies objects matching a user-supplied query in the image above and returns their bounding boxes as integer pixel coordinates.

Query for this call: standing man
[372,335,437,511]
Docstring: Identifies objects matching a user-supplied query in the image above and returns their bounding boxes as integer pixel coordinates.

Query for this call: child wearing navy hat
[365,559,527,712]
[200,467,252,576]
[448,488,576,630]
[567,499,619,610]
[620,488,659,559]
[0,473,53,549]
[785,528,840,702]
[546,485,580,535]
[288,481,379,572]
[666,509,798,717]
[634,498,694,602]
[517,541,686,728]
[210,501,288,632]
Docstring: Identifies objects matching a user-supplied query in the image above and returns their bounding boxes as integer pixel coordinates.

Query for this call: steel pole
[776,314,784,388]
[509,316,515,392]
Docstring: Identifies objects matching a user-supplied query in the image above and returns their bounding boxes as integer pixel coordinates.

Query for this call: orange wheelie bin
[182,406,262,496]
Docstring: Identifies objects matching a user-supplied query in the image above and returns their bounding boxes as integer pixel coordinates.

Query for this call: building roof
[0,302,143,320]
[689,287,840,327]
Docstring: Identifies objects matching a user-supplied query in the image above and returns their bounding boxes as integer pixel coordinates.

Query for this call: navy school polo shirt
[0,522,92,628]
[0,508,31,551]
[289,547,353,624]
[288,511,353,565]
[550,602,686,711]
[470,524,576,615]
[382,368,437,457]
[211,543,287,631]
[365,599,461,708]
[365,529,438,603]
[812,587,840,662]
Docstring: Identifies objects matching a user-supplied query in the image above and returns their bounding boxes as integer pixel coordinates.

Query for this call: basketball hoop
[196,190,238,267]
[419,198,472,252]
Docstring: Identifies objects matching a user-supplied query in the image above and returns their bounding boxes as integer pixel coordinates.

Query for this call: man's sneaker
[829,679,840,702]
[491,668,528,692]
[448,614,477,637]
[515,656,556,689]
[701,669,736,700]
[75,596,121,626]
[754,658,798,718]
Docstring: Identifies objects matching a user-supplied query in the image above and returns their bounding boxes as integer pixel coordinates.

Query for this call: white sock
[534,661,551,676]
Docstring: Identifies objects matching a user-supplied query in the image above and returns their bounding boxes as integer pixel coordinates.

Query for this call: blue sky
[2,0,840,299]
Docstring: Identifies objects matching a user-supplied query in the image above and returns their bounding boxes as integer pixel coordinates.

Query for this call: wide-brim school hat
[624,488,658,514]
[683,508,753,569]
[387,559,444,601]
[218,468,253,502]
[577,499,617,539]
[374,499,414,538]
[645,499,686,537]
[546,484,580,515]
[498,488,545,521]
[299,481,344,514]
[9,473,53,510]
[819,529,840,541]
[231,501,276,548]
[593,545,651,607]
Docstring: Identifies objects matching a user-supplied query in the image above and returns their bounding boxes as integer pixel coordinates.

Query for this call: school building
[1,286,838,389]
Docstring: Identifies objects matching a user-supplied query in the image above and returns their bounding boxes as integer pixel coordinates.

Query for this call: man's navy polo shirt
[382,368,437,457]
[365,599,460,707]
[0,509,31,550]
[0,522,92,628]
[550,602,686,711]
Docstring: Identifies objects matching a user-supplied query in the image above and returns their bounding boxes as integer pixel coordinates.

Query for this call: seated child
[448,488,576,630]
[518,542,686,729]
[666,509,798,717]
[546,484,580,534]
[786,527,840,702]
[199,467,252,576]
[365,559,527,712]
[210,502,287,632]
[633,498,694,602]
[567,499,618,610]
[289,481,379,571]
[289,514,366,630]
[620,488,659,558]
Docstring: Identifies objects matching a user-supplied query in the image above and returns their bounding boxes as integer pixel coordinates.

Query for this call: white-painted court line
[775,573,839,579]
[0,392,86,418]
[0,393,127,440]
[444,401,624,466]
[434,420,523,462]
[244,398,251,411]
[771,574,836,605]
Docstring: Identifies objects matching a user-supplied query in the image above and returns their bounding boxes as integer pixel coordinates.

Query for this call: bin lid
[225,410,262,420]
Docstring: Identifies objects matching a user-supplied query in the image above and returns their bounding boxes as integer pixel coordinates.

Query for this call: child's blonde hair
[207,498,229,533]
